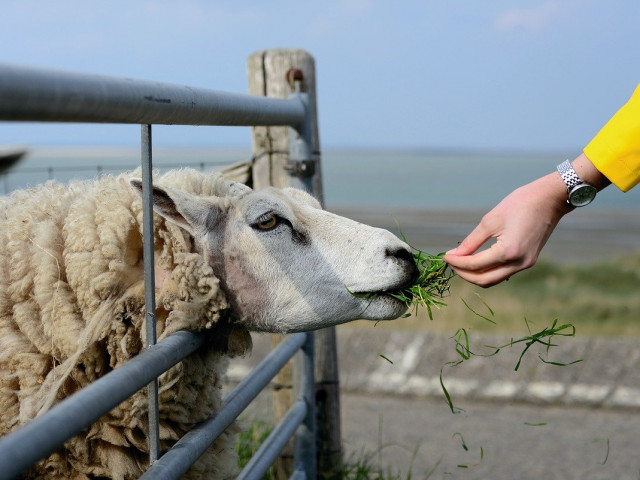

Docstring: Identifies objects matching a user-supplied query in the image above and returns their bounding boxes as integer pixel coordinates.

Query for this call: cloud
[494,1,562,32]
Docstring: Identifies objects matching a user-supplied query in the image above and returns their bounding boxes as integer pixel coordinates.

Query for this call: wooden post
[247,48,342,480]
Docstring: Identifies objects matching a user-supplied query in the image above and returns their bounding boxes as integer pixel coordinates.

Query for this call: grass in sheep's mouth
[348,248,455,320]
[388,249,454,320]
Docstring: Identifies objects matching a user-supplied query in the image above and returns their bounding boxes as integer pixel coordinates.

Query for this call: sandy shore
[329,205,640,265]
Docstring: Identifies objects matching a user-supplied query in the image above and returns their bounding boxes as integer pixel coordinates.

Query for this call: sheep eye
[255,213,278,230]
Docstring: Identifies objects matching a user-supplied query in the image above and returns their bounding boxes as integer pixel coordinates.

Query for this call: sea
[3,146,639,212]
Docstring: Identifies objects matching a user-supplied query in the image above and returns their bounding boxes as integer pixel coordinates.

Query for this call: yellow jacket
[584,83,640,192]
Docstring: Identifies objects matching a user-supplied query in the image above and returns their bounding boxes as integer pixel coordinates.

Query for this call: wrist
[540,171,575,214]
[572,153,611,190]
[555,153,608,208]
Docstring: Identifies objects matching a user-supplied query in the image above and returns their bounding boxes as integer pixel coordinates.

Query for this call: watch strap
[556,159,582,190]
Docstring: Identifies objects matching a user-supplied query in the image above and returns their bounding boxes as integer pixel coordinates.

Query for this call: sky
[1,0,639,152]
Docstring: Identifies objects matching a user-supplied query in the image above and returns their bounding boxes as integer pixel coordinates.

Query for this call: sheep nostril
[386,247,413,263]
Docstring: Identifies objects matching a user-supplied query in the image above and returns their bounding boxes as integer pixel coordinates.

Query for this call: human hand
[444,172,571,287]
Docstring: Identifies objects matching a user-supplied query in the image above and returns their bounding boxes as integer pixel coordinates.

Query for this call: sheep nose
[386,246,413,263]
[386,246,420,283]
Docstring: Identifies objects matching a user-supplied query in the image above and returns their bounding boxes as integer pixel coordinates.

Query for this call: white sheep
[0,168,417,479]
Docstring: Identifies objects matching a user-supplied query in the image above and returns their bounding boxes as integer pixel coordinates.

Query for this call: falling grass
[452,432,468,451]
[602,438,610,465]
[592,438,611,465]
[437,298,582,413]
[450,432,485,471]
[460,296,495,324]
[439,365,463,414]
[489,319,582,372]
[379,354,394,364]
[460,297,582,371]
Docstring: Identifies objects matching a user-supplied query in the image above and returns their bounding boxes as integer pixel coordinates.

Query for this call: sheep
[0,168,418,479]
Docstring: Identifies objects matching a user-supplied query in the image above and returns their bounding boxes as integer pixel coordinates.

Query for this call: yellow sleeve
[583,83,640,192]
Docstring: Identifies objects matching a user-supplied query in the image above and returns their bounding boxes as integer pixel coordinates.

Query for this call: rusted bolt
[286,69,304,89]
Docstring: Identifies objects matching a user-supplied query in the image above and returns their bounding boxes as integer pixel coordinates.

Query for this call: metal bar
[139,332,307,480]
[237,401,307,480]
[12,160,238,174]
[0,331,205,479]
[141,124,161,464]
[286,90,314,192]
[290,470,306,480]
[0,63,305,126]
[294,332,316,479]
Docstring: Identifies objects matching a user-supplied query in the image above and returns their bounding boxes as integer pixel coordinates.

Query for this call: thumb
[446,224,492,257]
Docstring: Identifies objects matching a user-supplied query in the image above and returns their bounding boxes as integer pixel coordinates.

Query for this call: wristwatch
[556,160,597,207]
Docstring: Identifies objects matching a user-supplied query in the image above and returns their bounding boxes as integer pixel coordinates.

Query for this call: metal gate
[0,62,318,479]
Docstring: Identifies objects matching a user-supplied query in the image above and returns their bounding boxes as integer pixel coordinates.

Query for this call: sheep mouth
[352,263,420,305]
[350,282,414,308]
[359,289,412,306]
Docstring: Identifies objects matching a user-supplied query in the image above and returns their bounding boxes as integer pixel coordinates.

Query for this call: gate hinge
[285,159,316,177]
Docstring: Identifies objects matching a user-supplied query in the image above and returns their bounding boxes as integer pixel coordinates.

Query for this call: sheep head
[130,178,418,333]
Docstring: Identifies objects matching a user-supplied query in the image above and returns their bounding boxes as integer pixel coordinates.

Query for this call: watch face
[569,184,597,207]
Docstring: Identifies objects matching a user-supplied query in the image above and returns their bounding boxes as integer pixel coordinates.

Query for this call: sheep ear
[130,179,221,236]
[215,177,252,197]
[281,187,322,209]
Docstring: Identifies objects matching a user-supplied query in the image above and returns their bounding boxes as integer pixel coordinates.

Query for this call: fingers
[443,222,508,287]
[445,222,493,257]
[445,239,534,287]
[448,262,516,288]
[445,242,505,272]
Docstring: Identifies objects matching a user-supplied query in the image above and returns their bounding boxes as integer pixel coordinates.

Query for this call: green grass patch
[340,445,427,480]
[235,421,278,480]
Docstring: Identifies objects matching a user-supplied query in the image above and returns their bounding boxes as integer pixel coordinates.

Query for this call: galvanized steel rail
[0,63,306,127]
[0,62,317,479]
[140,332,314,480]
[140,124,161,463]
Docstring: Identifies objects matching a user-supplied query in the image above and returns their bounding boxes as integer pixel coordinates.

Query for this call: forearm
[572,152,611,192]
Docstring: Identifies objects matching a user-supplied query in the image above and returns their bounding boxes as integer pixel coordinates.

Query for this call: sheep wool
[0,168,252,479]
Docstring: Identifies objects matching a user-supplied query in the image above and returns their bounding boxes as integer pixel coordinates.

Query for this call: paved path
[340,392,640,480]
[241,390,640,480]
[231,329,640,479]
